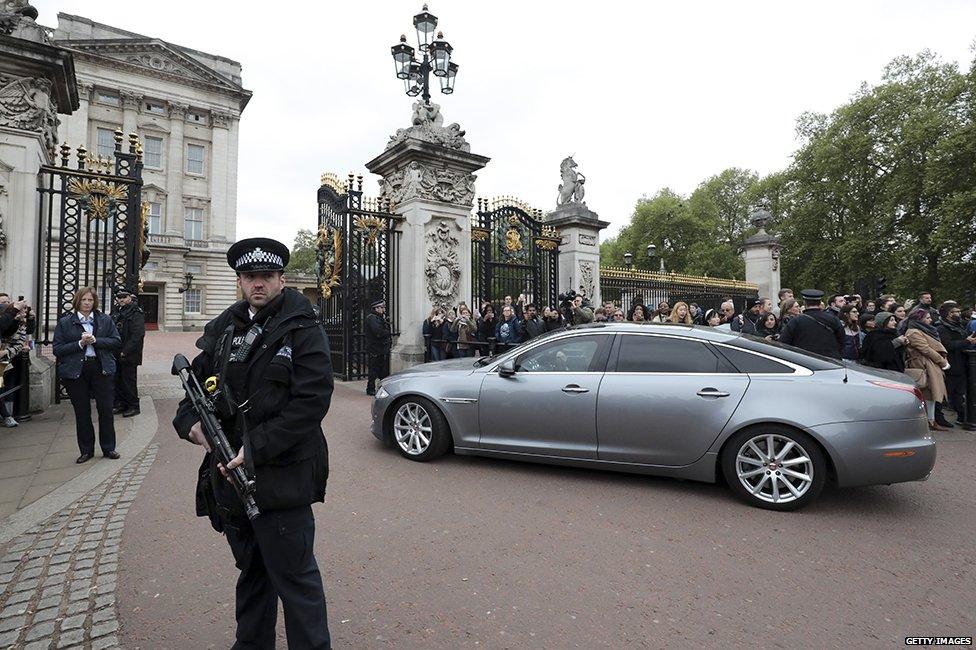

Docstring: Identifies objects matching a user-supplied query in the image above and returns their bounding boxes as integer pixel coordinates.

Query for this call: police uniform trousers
[366,352,390,393]
[63,357,116,456]
[114,360,140,411]
[223,504,331,650]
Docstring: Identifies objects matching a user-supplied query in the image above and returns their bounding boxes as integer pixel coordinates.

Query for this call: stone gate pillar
[365,102,489,372]
[0,2,78,303]
[0,2,79,410]
[741,210,781,301]
[545,157,608,304]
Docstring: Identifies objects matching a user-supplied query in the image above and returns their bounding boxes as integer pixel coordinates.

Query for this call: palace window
[184,207,203,240]
[145,101,166,115]
[186,143,205,175]
[96,128,117,157]
[96,91,119,106]
[144,136,163,169]
[144,261,159,271]
[184,288,202,313]
[186,262,202,275]
[148,202,162,235]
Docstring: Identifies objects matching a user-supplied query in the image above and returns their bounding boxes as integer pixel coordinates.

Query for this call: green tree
[776,50,976,299]
[286,228,317,275]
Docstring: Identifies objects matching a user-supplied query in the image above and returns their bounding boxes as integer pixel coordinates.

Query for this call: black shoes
[366,390,376,396]
[122,409,140,418]
[104,450,121,459]
[936,420,954,429]
[76,453,93,464]
[113,405,125,414]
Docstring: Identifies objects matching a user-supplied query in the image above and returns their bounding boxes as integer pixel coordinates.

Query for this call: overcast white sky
[36,0,976,243]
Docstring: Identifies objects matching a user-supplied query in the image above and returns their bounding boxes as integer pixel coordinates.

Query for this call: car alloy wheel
[735,433,814,505]
[393,401,433,456]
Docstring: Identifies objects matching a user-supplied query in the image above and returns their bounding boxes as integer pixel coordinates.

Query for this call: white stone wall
[51,13,250,330]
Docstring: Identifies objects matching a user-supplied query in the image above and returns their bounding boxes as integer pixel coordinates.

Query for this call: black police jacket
[364,312,392,354]
[778,308,845,359]
[113,303,146,365]
[173,288,333,513]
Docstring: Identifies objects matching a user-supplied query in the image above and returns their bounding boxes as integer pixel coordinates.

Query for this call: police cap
[800,289,824,300]
[370,298,386,309]
[227,237,290,273]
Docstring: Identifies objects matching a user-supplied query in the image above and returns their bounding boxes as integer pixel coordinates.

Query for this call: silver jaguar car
[370,323,935,510]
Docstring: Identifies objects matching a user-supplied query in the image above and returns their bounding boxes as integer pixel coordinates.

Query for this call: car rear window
[725,334,841,371]
[714,346,795,374]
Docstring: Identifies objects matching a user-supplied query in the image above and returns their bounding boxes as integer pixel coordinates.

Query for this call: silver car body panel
[370,324,935,488]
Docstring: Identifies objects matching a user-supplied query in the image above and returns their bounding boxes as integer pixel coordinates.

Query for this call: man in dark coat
[519,303,546,340]
[779,289,846,359]
[731,298,763,335]
[364,298,392,396]
[112,287,145,417]
[937,301,976,425]
[172,237,333,649]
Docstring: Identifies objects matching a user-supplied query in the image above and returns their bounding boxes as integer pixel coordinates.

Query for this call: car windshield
[729,333,843,371]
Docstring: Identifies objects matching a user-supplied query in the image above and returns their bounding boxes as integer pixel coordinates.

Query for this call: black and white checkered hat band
[235,249,283,270]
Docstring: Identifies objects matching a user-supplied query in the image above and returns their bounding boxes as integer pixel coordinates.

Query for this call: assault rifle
[172,353,259,520]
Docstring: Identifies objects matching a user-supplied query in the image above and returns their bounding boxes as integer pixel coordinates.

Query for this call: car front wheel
[390,397,451,461]
[721,426,827,511]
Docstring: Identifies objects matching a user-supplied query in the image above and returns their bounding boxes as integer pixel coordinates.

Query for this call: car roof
[567,322,737,342]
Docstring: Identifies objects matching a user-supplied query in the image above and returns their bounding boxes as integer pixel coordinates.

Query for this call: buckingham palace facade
[51,13,251,330]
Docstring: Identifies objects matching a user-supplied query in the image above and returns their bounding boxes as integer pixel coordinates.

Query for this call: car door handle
[697,388,730,398]
[562,385,590,394]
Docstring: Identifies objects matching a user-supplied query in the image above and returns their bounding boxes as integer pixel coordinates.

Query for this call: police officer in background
[364,298,392,396]
[173,237,333,649]
[112,287,145,417]
[778,289,846,359]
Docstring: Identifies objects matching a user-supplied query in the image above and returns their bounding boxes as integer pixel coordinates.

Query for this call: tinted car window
[727,334,840,371]
[615,335,719,373]
[716,346,794,374]
[516,335,608,373]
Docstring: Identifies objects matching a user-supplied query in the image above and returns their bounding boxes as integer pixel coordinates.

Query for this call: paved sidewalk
[0,444,158,649]
[0,406,137,521]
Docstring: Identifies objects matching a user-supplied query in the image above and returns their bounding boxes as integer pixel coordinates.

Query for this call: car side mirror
[498,359,517,377]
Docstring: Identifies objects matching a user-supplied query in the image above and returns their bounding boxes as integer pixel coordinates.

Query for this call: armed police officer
[778,289,846,359]
[173,237,334,649]
[112,287,145,417]
[364,298,392,396]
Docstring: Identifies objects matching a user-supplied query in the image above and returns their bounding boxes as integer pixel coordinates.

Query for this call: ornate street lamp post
[390,4,459,105]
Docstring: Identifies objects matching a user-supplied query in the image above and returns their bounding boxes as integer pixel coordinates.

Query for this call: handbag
[904,367,928,389]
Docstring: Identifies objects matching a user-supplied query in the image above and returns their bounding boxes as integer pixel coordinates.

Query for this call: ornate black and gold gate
[471,197,560,311]
[316,173,401,380]
[35,132,146,344]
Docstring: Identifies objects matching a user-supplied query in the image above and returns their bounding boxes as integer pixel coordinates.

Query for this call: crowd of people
[420,288,976,431]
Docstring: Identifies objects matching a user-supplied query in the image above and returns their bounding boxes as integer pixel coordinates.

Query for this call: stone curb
[0,399,158,547]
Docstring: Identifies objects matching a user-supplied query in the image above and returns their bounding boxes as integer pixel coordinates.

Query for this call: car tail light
[869,380,925,405]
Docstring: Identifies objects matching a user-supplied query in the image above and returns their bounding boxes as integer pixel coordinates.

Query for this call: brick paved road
[0,446,157,649]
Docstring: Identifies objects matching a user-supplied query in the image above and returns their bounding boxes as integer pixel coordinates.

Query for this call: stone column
[365,104,488,371]
[120,89,141,136]
[546,203,609,305]
[165,102,187,236]
[209,110,231,242]
[741,210,781,301]
[0,3,79,409]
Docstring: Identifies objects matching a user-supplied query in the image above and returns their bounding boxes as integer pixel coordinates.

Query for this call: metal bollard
[963,350,976,430]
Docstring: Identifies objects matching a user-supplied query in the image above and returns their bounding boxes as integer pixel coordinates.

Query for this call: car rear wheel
[721,426,826,511]
[390,397,451,461]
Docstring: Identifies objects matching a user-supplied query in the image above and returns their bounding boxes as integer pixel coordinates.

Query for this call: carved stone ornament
[0,73,59,152]
[211,109,233,129]
[387,101,470,152]
[382,160,475,207]
[0,0,39,38]
[424,220,461,308]
[579,261,595,299]
[0,180,8,264]
[120,89,142,109]
[125,53,197,80]
[557,156,586,206]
